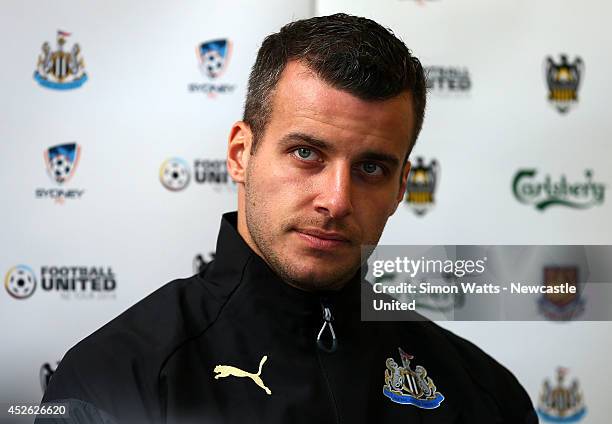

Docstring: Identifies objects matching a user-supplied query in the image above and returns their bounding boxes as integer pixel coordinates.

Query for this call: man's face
[233,61,414,291]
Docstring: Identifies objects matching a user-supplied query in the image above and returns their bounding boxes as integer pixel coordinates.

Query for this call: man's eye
[361,162,383,176]
[292,148,319,161]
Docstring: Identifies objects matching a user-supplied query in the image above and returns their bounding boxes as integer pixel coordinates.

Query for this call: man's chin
[280,263,359,292]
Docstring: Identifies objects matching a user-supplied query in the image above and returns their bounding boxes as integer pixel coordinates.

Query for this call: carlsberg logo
[513,169,605,211]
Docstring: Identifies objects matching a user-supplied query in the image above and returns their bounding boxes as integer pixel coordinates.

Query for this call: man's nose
[314,163,353,219]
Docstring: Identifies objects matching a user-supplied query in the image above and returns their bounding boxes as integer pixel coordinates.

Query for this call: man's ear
[227,121,253,183]
[391,160,411,215]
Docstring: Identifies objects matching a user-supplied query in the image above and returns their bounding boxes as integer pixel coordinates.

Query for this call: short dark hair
[243,13,426,157]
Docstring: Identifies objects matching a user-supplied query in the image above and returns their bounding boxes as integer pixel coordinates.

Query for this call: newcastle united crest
[44,143,81,184]
[383,348,444,409]
[34,30,88,90]
[538,367,586,422]
[545,54,583,114]
[197,39,232,79]
[405,157,438,216]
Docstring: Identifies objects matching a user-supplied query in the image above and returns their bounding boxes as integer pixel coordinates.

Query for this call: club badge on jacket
[383,348,445,409]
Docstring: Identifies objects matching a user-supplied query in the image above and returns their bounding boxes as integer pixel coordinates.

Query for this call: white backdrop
[1,0,610,422]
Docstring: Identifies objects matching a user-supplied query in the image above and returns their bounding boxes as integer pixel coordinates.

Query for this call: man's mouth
[294,228,351,251]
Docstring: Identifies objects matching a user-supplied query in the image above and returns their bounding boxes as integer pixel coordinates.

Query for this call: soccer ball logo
[160,158,191,191]
[50,154,72,182]
[44,143,81,184]
[5,265,37,299]
[197,39,231,79]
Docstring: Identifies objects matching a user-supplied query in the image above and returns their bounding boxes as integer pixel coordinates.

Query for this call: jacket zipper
[315,297,341,423]
[316,298,338,353]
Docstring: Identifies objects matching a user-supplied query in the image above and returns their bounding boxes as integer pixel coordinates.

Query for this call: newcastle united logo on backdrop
[538,367,586,422]
[383,348,444,409]
[34,30,88,90]
[405,157,438,216]
[538,266,585,321]
[545,55,583,114]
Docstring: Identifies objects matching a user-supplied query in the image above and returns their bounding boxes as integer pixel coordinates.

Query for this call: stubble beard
[244,166,359,292]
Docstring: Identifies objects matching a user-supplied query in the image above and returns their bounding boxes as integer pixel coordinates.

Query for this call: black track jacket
[38,212,538,424]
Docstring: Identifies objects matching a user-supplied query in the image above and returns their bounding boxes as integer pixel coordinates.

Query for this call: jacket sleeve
[35,344,121,424]
[35,334,161,424]
[35,399,118,424]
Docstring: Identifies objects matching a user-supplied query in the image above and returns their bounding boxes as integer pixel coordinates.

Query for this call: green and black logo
[512,169,605,211]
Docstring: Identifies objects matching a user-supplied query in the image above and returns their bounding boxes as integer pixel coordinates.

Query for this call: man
[38,14,537,424]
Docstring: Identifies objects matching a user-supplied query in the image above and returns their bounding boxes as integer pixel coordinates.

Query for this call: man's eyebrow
[279,131,401,168]
[278,132,336,152]
[356,150,401,168]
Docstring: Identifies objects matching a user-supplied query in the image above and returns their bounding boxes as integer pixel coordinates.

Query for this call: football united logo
[44,143,81,184]
[197,39,232,79]
[160,158,191,191]
[383,348,444,409]
[4,265,37,299]
[405,157,438,216]
[545,54,583,114]
[34,30,88,90]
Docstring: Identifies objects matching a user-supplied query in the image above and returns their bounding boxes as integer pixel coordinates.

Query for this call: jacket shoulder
[427,322,538,423]
[43,273,231,421]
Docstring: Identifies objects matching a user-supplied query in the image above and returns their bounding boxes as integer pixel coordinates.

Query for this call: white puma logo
[213,355,272,395]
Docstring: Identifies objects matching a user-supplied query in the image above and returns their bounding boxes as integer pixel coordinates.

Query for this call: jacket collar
[206,211,361,320]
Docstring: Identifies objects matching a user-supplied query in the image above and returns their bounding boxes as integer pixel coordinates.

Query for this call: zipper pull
[317,300,338,353]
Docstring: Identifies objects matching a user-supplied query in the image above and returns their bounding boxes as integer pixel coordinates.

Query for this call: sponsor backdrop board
[1,0,610,422]
[0,0,314,418]
[316,0,612,422]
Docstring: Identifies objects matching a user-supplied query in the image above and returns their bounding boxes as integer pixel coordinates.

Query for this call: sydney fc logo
[405,157,438,216]
[545,54,583,114]
[36,143,84,202]
[34,30,88,90]
[197,39,232,79]
[383,348,444,409]
[45,143,81,184]
[189,39,236,96]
